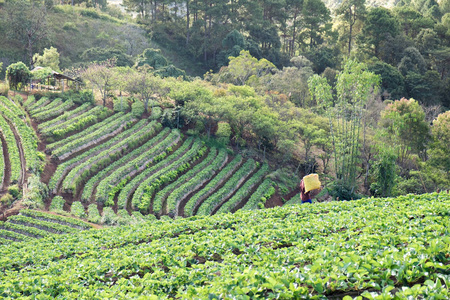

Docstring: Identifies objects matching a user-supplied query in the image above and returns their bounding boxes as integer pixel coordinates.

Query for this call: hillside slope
[0,192,448,298]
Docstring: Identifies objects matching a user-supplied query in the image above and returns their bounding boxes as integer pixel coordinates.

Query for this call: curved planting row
[38,103,92,131]
[61,121,161,196]
[196,159,258,216]
[32,99,75,122]
[0,104,40,173]
[215,163,269,215]
[0,137,4,188]
[48,118,147,194]
[27,97,50,112]
[29,98,63,116]
[153,148,219,216]
[0,96,25,118]
[132,139,207,213]
[23,95,36,108]
[51,112,135,160]
[241,178,276,210]
[93,128,180,205]
[183,155,242,217]
[168,148,228,217]
[0,116,21,183]
[40,105,111,141]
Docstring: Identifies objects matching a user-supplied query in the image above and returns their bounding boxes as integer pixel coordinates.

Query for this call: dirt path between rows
[0,130,11,193]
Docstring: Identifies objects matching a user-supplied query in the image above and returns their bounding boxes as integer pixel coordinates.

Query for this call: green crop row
[132,139,202,211]
[23,95,36,108]
[8,215,79,234]
[49,119,149,193]
[61,121,159,196]
[0,229,30,242]
[27,97,50,112]
[92,128,178,204]
[41,106,112,140]
[154,148,219,216]
[0,221,51,238]
[143,142,208,214]
[184,155,242,217]
[52,113,135,160]
[33,100,75,122]
[0,115,21,183]
[0,193,448,298]
[116,137,193,210]
[165,148,229,217]
[0,138,3,186]
[29,98,62,116]
[241,178,275,210]
[47,111,123,151]
[196,158,257,216]
[20,209,92,230]
[38,103,91,131]
[0,96,25,118]
[215,163,269,215]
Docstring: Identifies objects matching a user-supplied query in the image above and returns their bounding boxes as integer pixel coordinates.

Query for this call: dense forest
[0,0,448,202]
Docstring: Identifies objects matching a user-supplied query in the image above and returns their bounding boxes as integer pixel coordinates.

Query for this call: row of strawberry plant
[0,221,51,239]
[92,128,179,205]
[196,159,258,216]
[46,112,124,152]
[0,139,3,187]
[61,121,159,196]
[140,141,208,214]
[153,147,219,216]
[0,116,20,183]
[0,96,25,118]
[52,112,135,160]
[33,100,75,122]
[20,209,92,230]
[183,155,242,217]
[168,149,229,217]
[0,229,30,243]
[38,103,91,131]
[241,178,275,210]
[23,95,36,108]
[29,98,62,116]
[0,193,448,299]
[8,215,79,235]
[48,118,150,193]
[27,97,50,112]
[215,163,269,215]
[41,106,112,141]
[117,138,193,210]
[0,100,41,173]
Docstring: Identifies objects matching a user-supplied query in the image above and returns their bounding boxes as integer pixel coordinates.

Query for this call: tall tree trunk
[186,0,190,45]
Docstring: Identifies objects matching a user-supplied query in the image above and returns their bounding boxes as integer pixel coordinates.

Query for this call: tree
[302,0,331,49]
[309,59,380,194]
[126,66,162,112]
[427,111,450,183]
[135,48,168,69]
[360,7,400,57]
[5,0,48,68]
[81,60,116,106]
[336,0,366,55]
[368,61,405,100]
[398,47,426,76]
[380,98,430,162]
[6,62,32,90]
[33,47,61,71]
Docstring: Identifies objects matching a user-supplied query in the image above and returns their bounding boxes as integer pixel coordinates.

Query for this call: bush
[21,175,47,209]
[8,185,20,198]
[80,8,100,19]
[150,106,162,120]
[113,97,129,112]
[131,101,145,118]
[216,122,231,145]
[326,180,362,201]
[87,204,101,224]
[71,201,86,219]
[62,22,77,31]
[0,193,13,206]
[49,196,65,212]
[6,62,31,90]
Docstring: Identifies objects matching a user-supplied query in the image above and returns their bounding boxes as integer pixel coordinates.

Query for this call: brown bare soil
[0,130,11,193]
[265,190,284,208]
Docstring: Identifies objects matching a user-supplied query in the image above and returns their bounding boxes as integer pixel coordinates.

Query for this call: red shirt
[300,179,311,202]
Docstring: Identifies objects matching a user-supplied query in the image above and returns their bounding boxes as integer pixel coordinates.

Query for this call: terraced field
[0,96,278,232]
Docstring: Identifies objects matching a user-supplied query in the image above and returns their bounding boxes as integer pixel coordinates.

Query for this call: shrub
[150,106,162,120]
[49,196,65,212]
[0,193,13,206]
[21,175,47,209]
[216,122,231,145]
[6,62,31,90]
[131,101,145,118]
[62,22,77,31]
[113,97,128,112]
[71,201,86,219]
[8,185,20,198]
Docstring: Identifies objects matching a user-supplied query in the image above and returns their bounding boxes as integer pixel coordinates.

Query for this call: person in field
[300,174,321,204]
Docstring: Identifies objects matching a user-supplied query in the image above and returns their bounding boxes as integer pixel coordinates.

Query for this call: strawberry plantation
[0,192,449,299]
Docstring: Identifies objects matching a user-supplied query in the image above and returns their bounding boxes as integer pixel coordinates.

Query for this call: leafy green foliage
[6,62,31,90]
